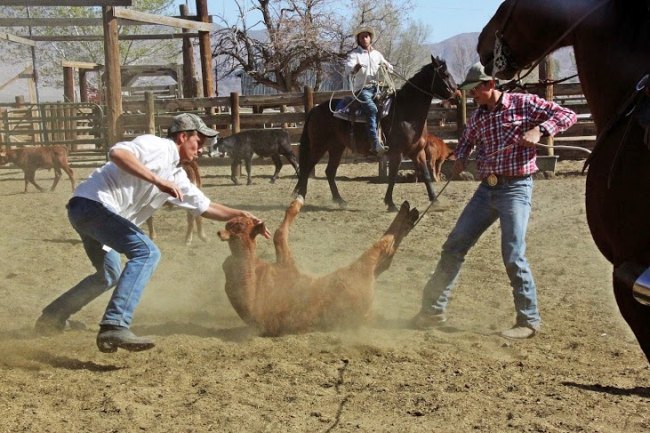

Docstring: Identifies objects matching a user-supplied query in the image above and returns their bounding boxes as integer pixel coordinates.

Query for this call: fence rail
[1,83,596,167]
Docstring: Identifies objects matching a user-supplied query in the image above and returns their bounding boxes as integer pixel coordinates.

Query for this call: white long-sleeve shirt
[345,46,394,92]
[73,134,210,227]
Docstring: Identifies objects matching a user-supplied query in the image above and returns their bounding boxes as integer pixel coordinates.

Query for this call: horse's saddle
[333,91,393,123]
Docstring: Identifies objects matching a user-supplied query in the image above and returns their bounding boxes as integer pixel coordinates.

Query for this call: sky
[177,0,504,44]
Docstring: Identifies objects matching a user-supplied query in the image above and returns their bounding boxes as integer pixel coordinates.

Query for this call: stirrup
[614,262,650,306]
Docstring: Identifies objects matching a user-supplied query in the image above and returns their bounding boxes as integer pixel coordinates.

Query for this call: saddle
[333,87,394,123]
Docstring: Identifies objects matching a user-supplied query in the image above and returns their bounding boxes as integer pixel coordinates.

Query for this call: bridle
[492,0,612,81]
[392,62,455,100]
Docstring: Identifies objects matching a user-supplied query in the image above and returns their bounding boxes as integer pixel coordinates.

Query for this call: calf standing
[214,129,299,185]
[420,134,454,182]
[0,145,75,193]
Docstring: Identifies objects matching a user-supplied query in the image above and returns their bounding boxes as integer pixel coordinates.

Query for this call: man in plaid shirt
[411,63,577,339]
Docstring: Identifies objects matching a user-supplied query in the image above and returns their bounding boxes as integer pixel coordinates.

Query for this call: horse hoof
[386,204,399,213]
[293,195,305,205]
[335,200,348,209]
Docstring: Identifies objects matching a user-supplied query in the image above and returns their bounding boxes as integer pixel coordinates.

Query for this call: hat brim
[459,80,485,91]
[197,126,218,138]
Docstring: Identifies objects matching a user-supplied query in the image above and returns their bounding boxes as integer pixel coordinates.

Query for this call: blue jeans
[357,86,381,150]
[42,197,161,328]
[420,176,540,329]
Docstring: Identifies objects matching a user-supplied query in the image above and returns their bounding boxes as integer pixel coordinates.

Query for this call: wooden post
[304,86,314,114]
[457,90,467,139]
[538,56,555,156]
[196,0,215,98]
[79,69,88,103]
[145,91,155,134]
[230,92,241,176]
[102,6,123,145]
[63,66,75,103]
[0,108,6,147]
[180,4,197,98]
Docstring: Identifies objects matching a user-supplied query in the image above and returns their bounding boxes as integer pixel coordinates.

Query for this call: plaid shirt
[455,92,577,179]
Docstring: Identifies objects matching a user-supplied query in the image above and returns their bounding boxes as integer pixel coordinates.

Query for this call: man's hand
[156,178,183,201]
[521,126,541,148]
[452,159,466,177]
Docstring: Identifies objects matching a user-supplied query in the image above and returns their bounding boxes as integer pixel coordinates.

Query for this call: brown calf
[0,145,75,193]
[217,196,419,336]
[146,159,207,245]
[419,134,455,182]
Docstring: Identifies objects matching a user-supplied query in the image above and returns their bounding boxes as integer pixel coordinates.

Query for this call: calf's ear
[251,221,267,238]
[217,230,231,241]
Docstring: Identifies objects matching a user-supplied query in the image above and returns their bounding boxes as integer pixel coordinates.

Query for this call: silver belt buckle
[486,173,498,187]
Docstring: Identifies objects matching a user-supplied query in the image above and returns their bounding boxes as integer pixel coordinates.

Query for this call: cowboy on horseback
[346,26,393,156]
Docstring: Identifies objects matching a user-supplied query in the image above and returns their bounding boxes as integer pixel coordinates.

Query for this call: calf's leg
[270,155,283,183]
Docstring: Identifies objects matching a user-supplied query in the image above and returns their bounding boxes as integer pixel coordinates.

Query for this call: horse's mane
[396,60,446,98]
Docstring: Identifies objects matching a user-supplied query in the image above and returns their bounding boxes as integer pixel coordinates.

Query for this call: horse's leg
[414,149,437,202]
[294,147,327,199]
[50,167,62,191]
[612,269,650,363]
[270,155,282,183]
[383,153,403,212]
[325,145,346,207]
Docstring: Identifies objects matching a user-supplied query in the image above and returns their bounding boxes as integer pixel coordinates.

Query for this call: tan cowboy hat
[354,26,375,41]
[459,62,494,90]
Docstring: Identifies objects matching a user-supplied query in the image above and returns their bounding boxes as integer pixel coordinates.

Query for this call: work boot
[410,310,447,330]
[96,325,155,353]
[500,325,537,340]
[34,314,86,336]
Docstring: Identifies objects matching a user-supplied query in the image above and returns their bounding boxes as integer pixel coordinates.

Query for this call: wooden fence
[1,83,596,169]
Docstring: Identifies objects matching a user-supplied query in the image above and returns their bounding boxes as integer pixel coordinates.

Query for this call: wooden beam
[113,7,213,31]
[30,33,199,42]
[0,32,37,47]
[62,61,101,69]
[0,1,132,5]
[0,16,201,27]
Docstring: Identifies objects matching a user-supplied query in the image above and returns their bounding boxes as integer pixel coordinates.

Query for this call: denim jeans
[420,176,540,329]
[357,86,381,150]
[42,197,161,328]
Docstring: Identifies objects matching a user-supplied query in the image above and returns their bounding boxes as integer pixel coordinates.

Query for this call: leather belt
[483,174,530,187]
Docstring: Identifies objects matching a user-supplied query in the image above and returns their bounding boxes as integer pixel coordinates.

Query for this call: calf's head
[218,216,268,255]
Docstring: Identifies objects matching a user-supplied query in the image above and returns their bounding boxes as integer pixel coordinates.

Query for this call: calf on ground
[212,129,299,185]
[146,159,206,245]
[0,145,75,193]
[217,196,419,336]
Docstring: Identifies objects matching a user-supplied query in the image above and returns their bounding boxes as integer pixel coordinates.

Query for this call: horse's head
[477,0,575,79]
[429,55,458,100]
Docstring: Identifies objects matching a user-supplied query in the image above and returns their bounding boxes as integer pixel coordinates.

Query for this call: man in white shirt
[345,26,394,156]
[35,113,271,353]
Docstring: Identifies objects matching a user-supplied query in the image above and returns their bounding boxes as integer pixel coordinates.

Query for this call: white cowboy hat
[354,26,375,41]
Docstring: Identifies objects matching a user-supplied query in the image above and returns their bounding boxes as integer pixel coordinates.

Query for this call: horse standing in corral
[213,128,299,185]
[478,0,650,361]
[293,56,458,211]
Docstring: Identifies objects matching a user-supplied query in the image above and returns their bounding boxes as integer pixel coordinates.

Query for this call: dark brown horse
[293,55,458,211]
[478,0,650,361]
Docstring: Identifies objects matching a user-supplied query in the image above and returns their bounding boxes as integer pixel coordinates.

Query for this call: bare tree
[212,0,420,93]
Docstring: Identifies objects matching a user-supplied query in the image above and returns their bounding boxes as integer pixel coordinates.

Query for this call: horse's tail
[298,108,314,170]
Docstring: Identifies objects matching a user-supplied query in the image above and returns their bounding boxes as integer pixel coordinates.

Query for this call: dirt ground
[0,158,649,433]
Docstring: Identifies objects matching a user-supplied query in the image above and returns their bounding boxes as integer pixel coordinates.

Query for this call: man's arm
[110,148,183,200]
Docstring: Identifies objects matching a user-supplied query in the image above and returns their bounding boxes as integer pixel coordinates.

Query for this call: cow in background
[211,129,299,185]
[0,145,75,193]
